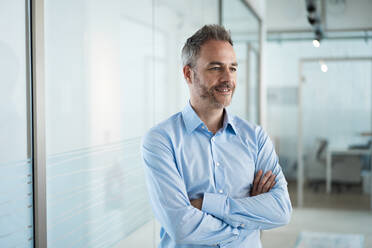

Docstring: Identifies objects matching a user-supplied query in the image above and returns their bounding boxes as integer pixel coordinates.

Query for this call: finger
[252,170,262,193]
[251,170,262,196]
[263,174,276,192]
[257,170,272,193]
[262,174,275,192]
[269,178,276,190]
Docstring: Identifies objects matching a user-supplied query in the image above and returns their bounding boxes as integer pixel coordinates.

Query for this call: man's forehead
[198,40,237,64]
[200,40,234,52]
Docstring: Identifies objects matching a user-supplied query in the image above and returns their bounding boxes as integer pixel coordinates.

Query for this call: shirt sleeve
[201,126,292,230]
[142,128,241,246]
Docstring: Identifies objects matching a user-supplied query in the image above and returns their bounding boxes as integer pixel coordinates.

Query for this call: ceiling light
[321,64,328,72]
[313,39,320,47]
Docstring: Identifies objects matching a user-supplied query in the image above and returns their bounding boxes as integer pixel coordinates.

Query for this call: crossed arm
[142,127,292,246]
[190,169,277,210]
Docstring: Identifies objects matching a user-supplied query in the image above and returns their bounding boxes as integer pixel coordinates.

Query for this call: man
[142,25,292,248]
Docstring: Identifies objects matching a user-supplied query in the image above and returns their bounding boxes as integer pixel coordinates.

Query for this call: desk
[326,148,372,210]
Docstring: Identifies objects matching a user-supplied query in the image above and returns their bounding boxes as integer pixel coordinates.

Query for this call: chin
[212,99,232,109]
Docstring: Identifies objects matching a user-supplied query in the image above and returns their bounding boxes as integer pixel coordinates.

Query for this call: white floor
[261,208,372,248]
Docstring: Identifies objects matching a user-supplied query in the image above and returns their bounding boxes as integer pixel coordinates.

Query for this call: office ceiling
[266,0,372,41]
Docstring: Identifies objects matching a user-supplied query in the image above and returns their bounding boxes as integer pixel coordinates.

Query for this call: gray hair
[181,24,233,68]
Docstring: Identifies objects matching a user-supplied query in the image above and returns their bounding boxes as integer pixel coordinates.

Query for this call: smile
[214,87,232,94]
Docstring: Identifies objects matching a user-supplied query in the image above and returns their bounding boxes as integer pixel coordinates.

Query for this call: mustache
[212,82,234,90]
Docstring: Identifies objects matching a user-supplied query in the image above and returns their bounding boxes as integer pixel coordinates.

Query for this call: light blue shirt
[142,102,292,248]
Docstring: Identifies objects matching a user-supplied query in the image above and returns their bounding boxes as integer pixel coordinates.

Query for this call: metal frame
[218,0,222,25]
[246,43,260,123]
[31,0,47,247]
[269,28,372,34]
[26,0,32,162]
[267,28,372,43]
[297,56,372,210]
[219,0,263,26]
[239,0,264,125]
[239,0,262,23]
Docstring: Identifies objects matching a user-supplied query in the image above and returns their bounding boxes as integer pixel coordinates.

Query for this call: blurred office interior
[1,0,372,247]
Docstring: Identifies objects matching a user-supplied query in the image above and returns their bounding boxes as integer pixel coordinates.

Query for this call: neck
[190,100,224,134]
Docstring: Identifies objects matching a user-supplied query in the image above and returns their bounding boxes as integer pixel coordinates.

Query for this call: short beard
[193,73,234,109]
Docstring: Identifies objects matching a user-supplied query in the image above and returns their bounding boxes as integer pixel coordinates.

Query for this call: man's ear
[183,65,193,85]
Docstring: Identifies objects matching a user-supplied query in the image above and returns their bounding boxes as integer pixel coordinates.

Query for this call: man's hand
[250,170,276,196]
[190,197,203,210]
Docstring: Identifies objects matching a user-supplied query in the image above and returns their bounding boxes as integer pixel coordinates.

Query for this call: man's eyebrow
[208,62,238,66]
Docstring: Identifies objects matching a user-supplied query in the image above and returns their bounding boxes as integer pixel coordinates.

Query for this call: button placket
[211,136,225,195]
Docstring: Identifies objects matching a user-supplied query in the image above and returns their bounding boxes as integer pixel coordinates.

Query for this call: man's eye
[209,67,220,71]
[230,67,237,72]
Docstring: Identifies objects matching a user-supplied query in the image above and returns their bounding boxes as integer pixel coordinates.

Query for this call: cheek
[232,78,237,88]
[205,76,220,87]
[232,74,237,83]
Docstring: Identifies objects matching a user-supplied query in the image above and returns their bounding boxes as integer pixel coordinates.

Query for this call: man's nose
[221,67,234,82]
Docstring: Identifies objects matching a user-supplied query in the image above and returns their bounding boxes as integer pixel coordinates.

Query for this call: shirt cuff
[202,192,227,219]
[218,227,240,247]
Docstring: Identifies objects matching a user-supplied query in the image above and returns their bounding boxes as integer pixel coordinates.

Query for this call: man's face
[188,40,237,109]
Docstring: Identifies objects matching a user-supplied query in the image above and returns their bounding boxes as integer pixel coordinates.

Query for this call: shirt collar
[181,101,237,135]
[223,109,237,135]
[181,102,203,134]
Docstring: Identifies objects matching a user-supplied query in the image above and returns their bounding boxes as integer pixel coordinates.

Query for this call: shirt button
[211,137,215,141]
[218,189,223,194]
[216,162,220,167]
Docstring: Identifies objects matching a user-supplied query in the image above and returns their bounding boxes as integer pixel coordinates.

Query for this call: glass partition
[301,60,372,208]
[222,0,260,124]
[45,0,154,247]
[0,1,33,247]
[266,40,372,211]
[44,0,219,247]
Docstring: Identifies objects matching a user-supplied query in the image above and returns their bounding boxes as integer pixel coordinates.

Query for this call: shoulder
[231,115,270,144]
[232,115,258,132]
[231,116,275,159]
[142,112,184,148]
[231,115,260,135]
